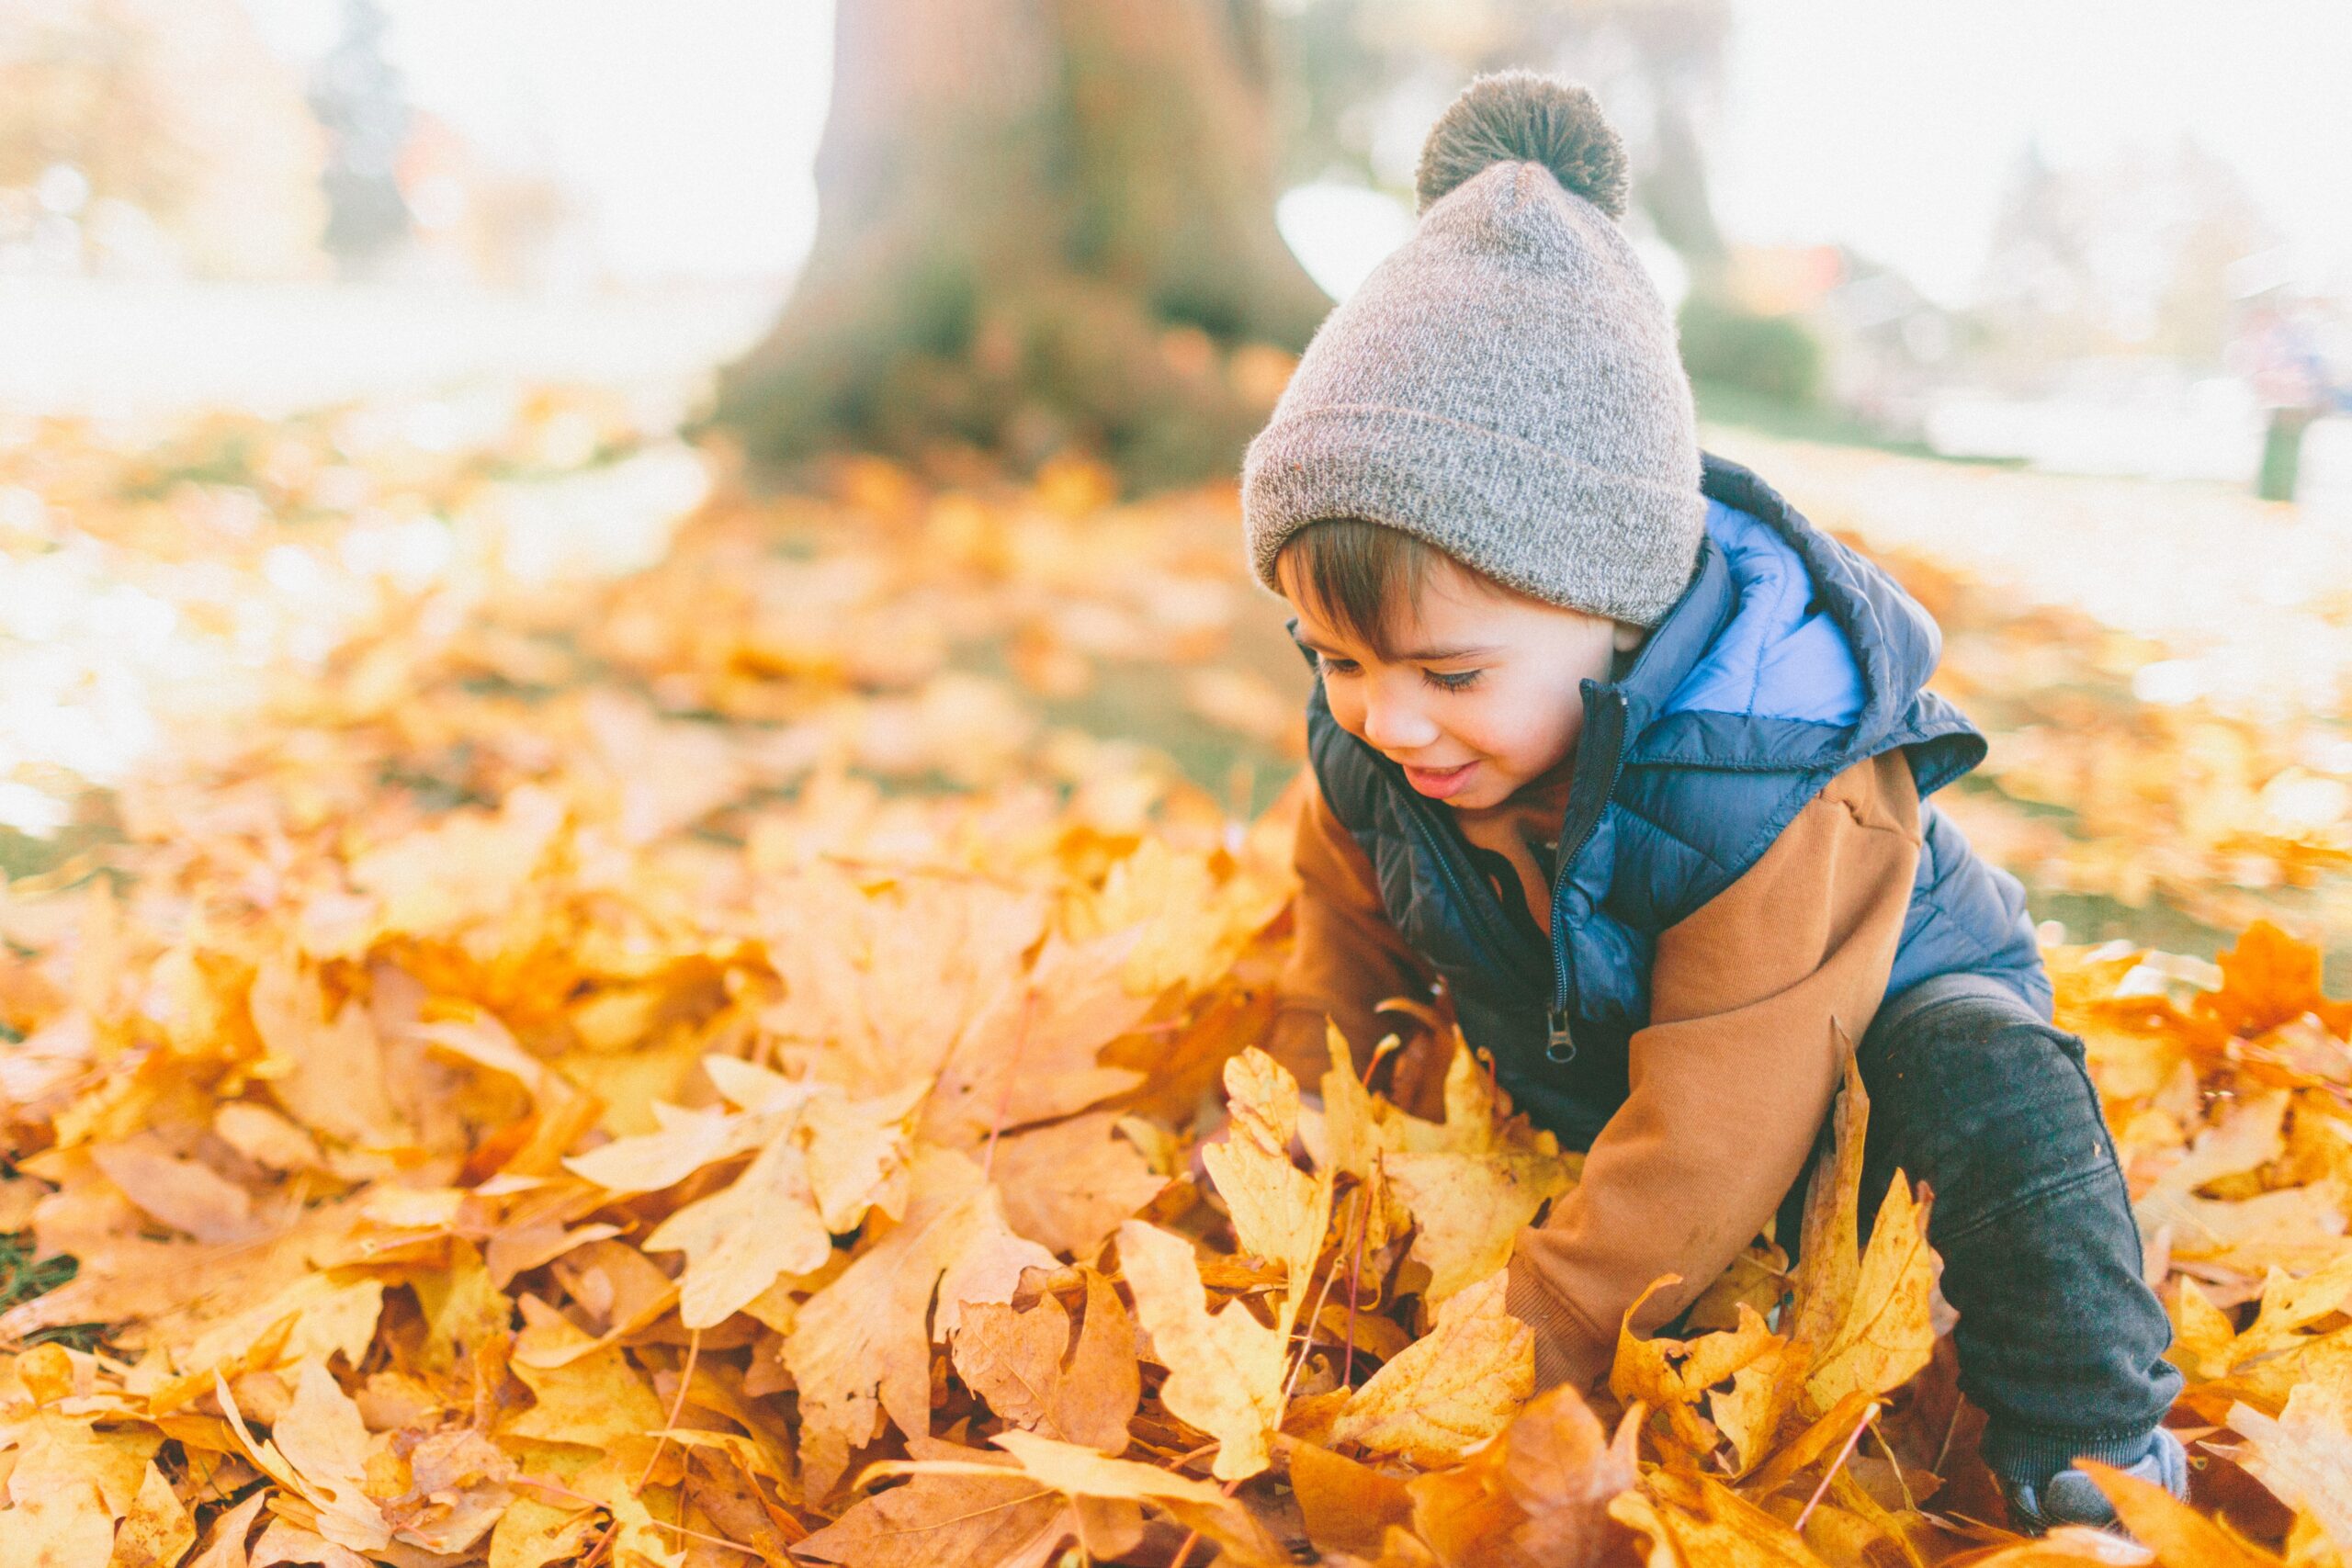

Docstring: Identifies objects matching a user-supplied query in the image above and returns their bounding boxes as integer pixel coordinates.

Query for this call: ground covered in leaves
[4,397,2352,1565]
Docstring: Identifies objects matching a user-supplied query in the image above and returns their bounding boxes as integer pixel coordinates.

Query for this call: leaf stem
[1341,1167,1374,1387]
[634,1328,703,1495]
[1794,1400,1880,1534]
[1870,1419,1918,1513]
[645,1517,761,1555]
[1279,1192,1357,1409]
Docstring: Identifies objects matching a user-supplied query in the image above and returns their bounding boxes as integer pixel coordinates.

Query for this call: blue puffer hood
[1615,456,1981,794]
[1662,499,1867,727]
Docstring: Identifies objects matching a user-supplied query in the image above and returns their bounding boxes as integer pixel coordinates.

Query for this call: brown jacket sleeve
[1504,750,1925,1393]
[1268,769,1436,1088]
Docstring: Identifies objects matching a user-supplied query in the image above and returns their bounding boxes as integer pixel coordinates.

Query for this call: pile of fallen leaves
[5,403,2352,1565]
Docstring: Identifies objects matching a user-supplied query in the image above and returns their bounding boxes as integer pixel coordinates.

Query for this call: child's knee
[1867,1002,2109,1180]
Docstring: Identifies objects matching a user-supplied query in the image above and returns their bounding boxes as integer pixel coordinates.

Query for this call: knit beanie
[1241,72,1704,628]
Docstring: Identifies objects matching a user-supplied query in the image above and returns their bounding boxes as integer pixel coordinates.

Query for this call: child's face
[1282,550,1643,810]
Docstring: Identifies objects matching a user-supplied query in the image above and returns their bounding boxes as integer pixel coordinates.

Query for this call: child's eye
[1316,654,1362,677]
[1424,669,1483,693]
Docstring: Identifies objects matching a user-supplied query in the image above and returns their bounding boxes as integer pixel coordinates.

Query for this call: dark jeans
[1771,974,2183,1477]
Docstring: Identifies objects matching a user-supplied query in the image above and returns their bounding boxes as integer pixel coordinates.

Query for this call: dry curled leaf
[950,1267,1138,1453]
[1404,1383,1638,1568]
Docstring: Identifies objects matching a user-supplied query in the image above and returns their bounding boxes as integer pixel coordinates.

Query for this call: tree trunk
[712,0,1333,490]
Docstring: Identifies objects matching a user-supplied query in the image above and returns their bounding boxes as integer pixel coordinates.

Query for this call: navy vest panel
[1304,456,2049,1148]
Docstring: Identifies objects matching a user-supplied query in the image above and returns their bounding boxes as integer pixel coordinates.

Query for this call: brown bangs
[1275,519,1438,660]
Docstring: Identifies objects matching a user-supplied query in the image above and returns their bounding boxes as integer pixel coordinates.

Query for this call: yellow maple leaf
[217,1359,392,1553]
[560,1100,770,1195]
[1318,1027,1573,1303]
[1386,1144,1572,1307]
[1611,1278,1780,1454]
[1201,1047,1332,1331]
[484,1494,603,1568]
[105,1461,197,1568]
[2217,1384,2352,1555]
[2080,1460,2282,1567]
[1612,1468,1830,1567]
[504,1343,668,1452]
[562,1450,686,1568]
[1801,1171,1937,1416]
[801,1077,926,1231]
[1402,1383,1637,1568]
[1785,1050,1870,1361]
[344,783,567,940]
[168,1273,384,1395]
[642,1120,834,1328]
[1065,838,1283,997]
[0,1481,116,1568]
[246,956,402,1146]
[1331,1269,1533,1467]
[2168,1277,2242,1382]
[1116,1217,1290,1482]
[1710,1337,1815,1480]
[1760,1050,1939,1424]
[0,1365,159,1536]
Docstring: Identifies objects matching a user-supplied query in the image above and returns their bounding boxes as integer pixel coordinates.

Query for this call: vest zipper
[1545,685,1632,1064]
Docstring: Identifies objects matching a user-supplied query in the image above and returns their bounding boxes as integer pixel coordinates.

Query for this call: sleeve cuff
[1505,1258,1614,1394]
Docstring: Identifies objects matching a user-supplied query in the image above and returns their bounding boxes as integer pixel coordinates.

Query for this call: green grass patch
[0,1233,100,1351]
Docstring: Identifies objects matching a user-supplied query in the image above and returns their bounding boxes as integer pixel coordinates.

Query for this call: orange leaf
[2199,921,2352,1042]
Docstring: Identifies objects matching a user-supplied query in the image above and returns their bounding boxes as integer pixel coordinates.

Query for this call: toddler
[1239,71,2185,1531]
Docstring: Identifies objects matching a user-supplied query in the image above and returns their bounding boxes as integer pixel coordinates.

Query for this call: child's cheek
[1506,698,1579,777]
[1325,684,1368,744]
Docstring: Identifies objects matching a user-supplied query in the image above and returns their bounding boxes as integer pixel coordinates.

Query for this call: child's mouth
[1401,760,1477,799]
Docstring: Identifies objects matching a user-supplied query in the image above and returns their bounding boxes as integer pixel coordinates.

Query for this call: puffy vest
[1305,456,2050,1146]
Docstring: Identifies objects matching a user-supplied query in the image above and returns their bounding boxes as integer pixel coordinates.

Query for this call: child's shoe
[1996,1427,2188,1533]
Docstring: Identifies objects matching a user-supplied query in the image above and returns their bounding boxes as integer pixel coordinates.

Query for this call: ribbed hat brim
[1244,402,1706,627]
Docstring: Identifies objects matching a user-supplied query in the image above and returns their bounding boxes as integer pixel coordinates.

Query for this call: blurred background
[4,0,2351,976]
[6,0,2347,490]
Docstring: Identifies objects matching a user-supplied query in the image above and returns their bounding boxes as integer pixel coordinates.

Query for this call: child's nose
[1361,686,1440,752]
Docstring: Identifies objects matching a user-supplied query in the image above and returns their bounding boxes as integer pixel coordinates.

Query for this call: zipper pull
[1545,1007,1577,1064]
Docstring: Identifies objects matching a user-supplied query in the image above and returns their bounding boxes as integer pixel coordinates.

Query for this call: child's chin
[1445,776,1510,808]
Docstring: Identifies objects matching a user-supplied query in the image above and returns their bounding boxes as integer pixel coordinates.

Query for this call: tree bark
[712,0,1332,490]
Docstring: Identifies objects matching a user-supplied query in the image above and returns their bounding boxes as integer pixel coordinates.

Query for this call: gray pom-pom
[1414,71,1629,219]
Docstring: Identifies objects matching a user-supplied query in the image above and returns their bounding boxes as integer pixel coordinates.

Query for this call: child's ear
[1611,621,1645,653]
